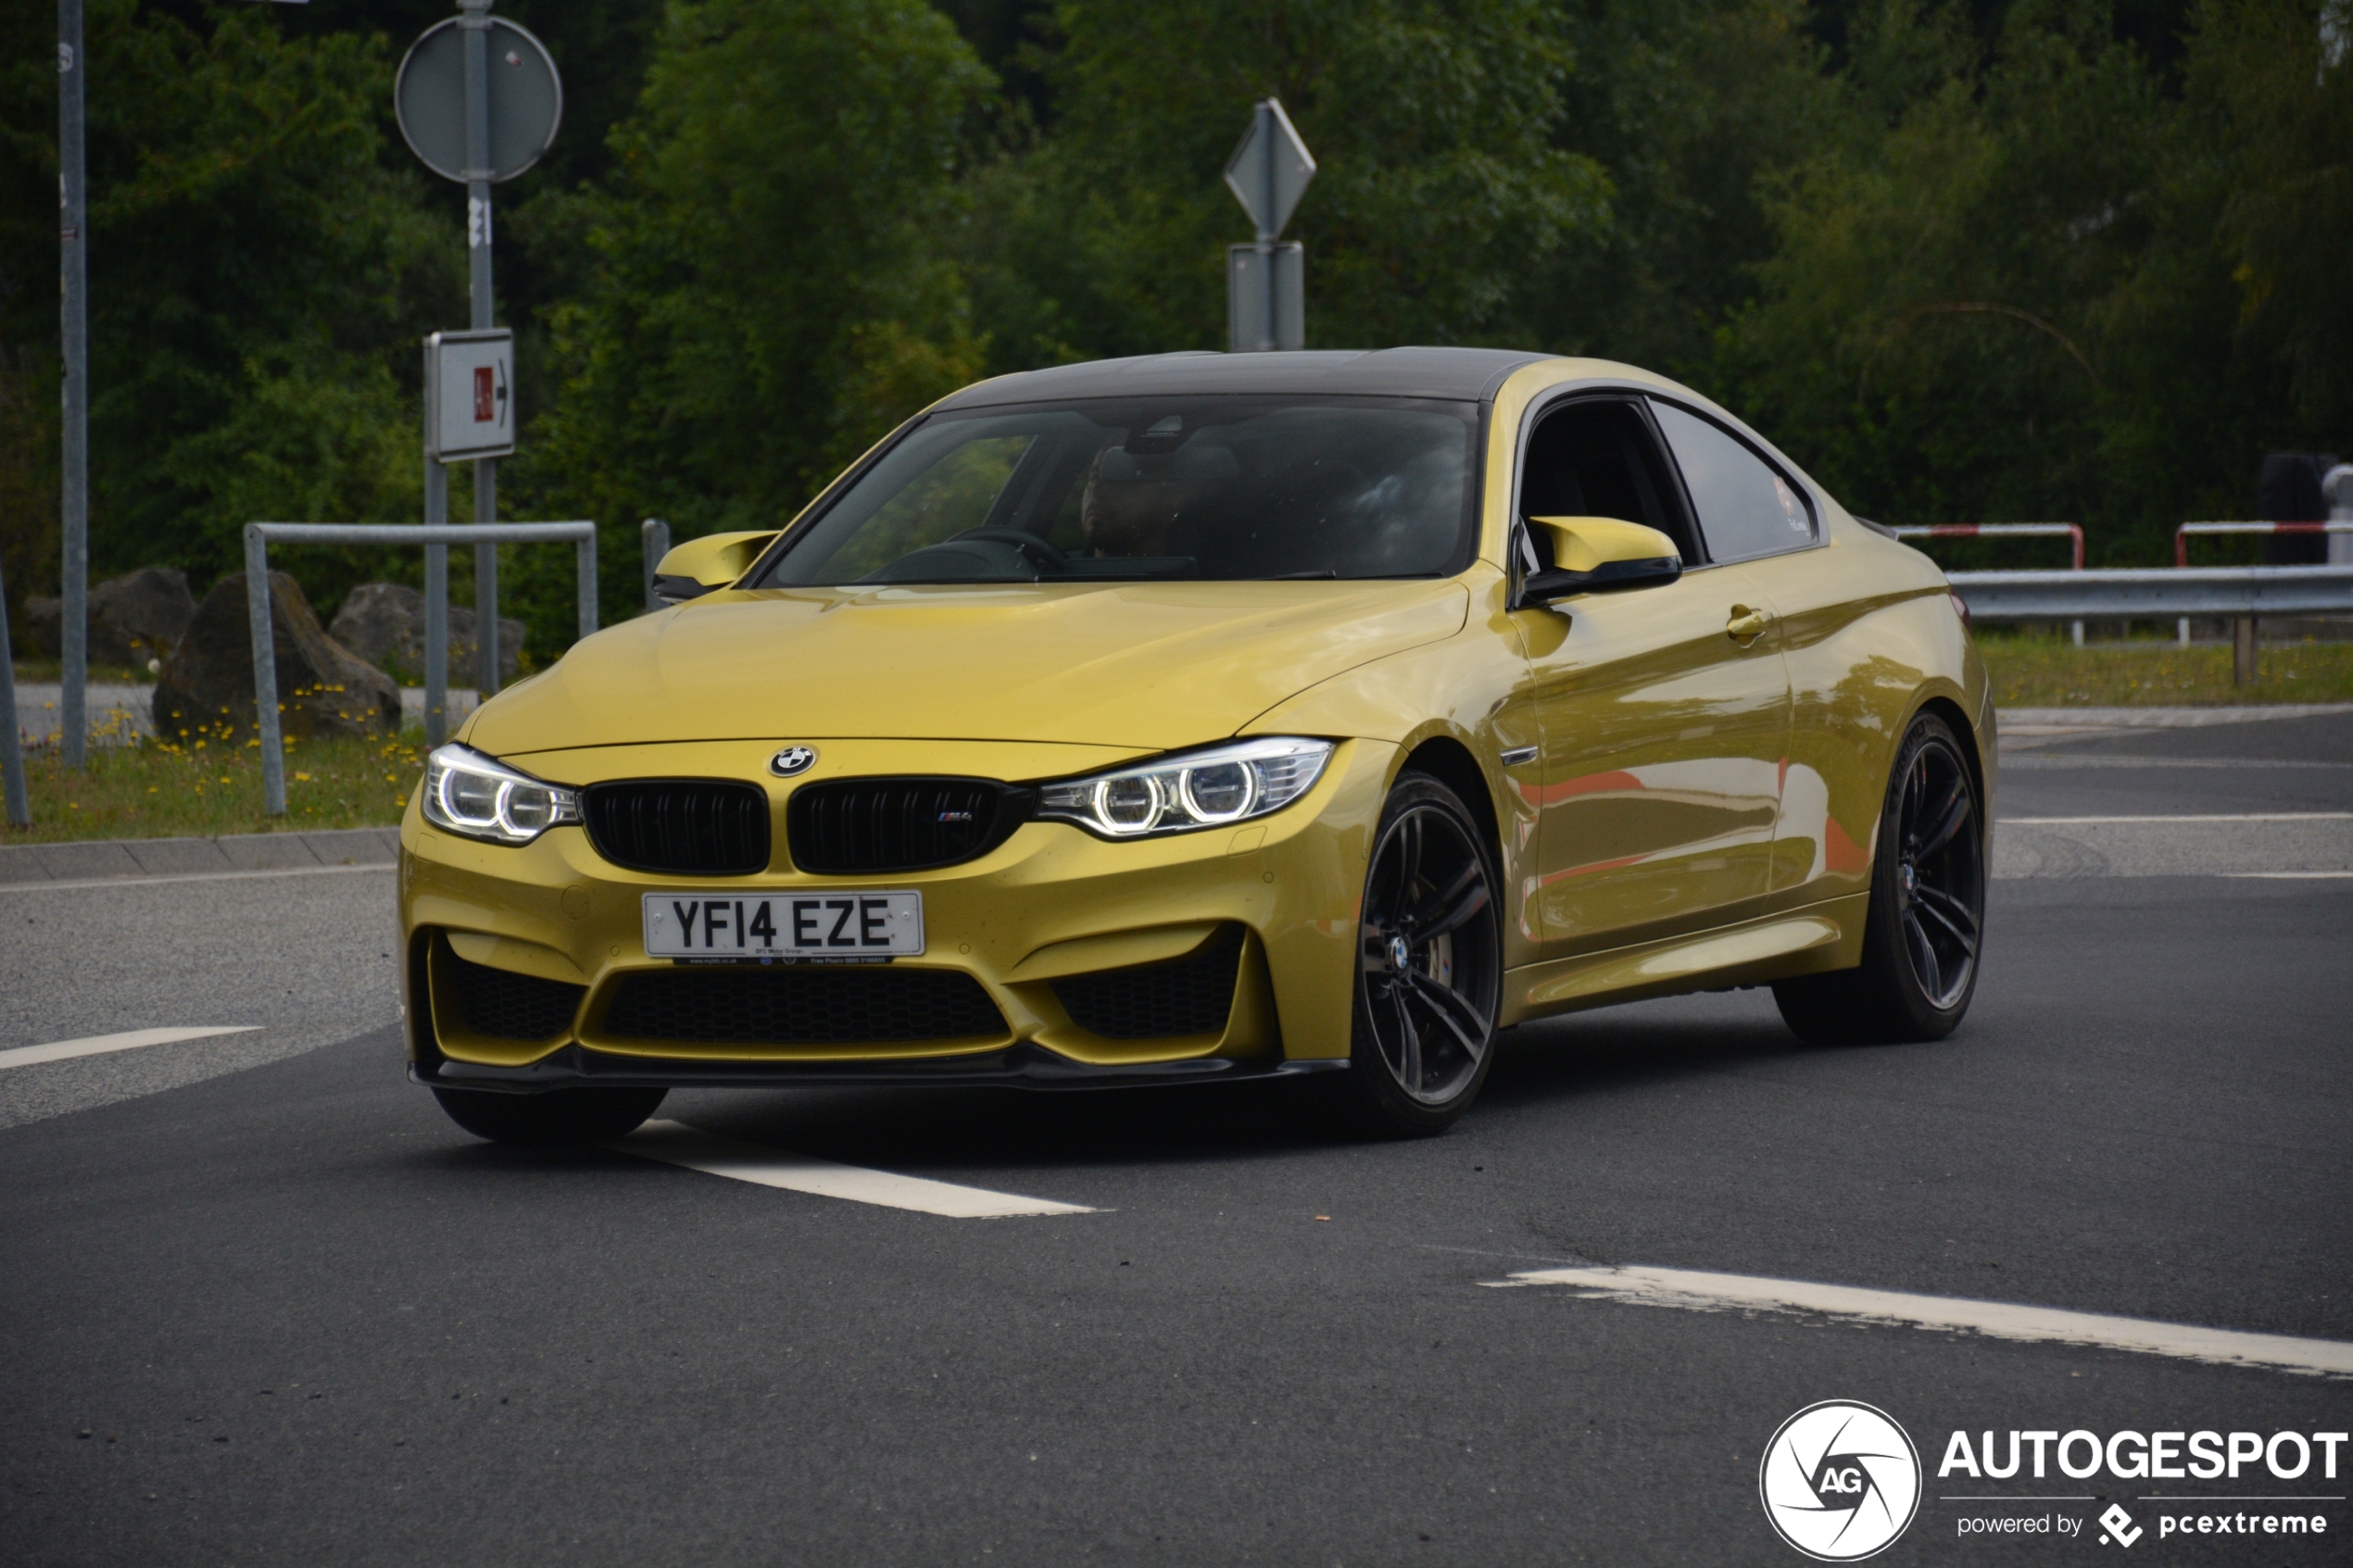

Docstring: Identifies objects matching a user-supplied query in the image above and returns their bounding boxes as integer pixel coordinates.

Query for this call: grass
[12,659,156,684]
[4,725,421,846]
[1978,631,2353,708]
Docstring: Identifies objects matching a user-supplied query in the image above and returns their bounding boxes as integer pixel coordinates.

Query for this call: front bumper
[400,735,1393,1090]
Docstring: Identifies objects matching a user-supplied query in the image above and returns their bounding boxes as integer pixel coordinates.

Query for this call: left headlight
[421,743,581,846]
[1036,736,1335,839]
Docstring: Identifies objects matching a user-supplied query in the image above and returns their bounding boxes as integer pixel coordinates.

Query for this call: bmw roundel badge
[768,745,819,778]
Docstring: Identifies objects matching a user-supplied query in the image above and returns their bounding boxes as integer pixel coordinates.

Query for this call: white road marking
[1487,1264,2353,1379]
[1999,812,2353,825]
[2222,871,2353,880]
[0,863,394,895]
[609,1120,1100,1218]
[0,1026,261,1072]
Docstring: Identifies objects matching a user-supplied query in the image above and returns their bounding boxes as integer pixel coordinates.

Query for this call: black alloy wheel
[1774,712,1986,1045]
[1890,726,1984,1009]
[1338,771,1504,1135]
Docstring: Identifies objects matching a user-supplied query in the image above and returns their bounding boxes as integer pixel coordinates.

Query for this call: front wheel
[1774,711,1985,1045]
[1331,771,1504,1136]
[432,1085,668,1145]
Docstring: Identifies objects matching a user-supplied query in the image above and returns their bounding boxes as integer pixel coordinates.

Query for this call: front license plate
[642,891,924,960]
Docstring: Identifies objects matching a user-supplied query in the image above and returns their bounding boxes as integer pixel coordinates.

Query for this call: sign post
[1223,99,1315,353]
[396,0,560,705]
[57,0,88,768]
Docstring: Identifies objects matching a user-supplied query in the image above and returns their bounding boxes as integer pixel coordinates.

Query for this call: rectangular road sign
[1227,243,1303,353]
[425,328,514,460]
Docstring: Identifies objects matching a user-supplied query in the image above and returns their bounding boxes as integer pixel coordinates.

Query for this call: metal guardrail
[244,521,598,816]
[1948,565,2353,621]
[2175,521,2353,568]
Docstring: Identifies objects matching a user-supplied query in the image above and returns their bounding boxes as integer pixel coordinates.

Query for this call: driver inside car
[1079,446,1189,558]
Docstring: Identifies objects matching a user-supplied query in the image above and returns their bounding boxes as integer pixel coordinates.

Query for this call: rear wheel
[1774,711,1985,1046]
[1332,771,1504,1136]
[432,1085,668,1145]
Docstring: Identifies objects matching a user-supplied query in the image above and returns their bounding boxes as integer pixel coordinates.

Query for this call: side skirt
[1499,892,1869,1026]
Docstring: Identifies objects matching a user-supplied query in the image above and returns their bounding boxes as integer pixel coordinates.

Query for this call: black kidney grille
[603,967,1007,1046]
[584,780,771,875]
[1052,927,1244,1040]
[439,942,585,1041]
[787,777,1023,874]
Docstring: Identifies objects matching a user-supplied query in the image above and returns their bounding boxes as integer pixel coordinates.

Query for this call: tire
[1774,711,1986,1046]
[1330,771,1504,1136]
[432,1085,668,1145]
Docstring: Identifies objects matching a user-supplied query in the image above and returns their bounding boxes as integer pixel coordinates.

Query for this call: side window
[1648,400,1814,562]
[1516,398,1702,566]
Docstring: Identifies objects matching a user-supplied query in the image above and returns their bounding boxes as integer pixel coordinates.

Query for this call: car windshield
[754,396,1479,586]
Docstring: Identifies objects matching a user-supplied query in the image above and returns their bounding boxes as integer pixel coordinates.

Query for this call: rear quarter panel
[1734,510,1992,907]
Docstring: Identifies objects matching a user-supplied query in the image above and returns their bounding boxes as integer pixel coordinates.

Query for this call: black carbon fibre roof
[932,347,1556,409]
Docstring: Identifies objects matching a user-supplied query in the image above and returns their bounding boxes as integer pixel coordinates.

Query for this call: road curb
[2000,701,2353,734]
[0,825,400,884]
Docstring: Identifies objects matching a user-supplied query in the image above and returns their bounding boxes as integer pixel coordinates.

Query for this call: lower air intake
[1051,927,1244,1040]
[602,967,1007,1046]
[437,941,585,1042]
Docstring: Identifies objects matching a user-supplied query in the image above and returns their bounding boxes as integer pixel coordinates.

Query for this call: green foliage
[0,0,463,639]
[3,0,2348,673]
[507,0,994,641]
[1705,0,2292,562]
[961,0,1609,366]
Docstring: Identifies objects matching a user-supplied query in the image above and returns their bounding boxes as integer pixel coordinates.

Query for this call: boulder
[153,571,401,742]
[329,582,524,686]
[20,567,197,667]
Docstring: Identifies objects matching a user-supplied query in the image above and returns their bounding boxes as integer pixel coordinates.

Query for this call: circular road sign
[395,17,562,184]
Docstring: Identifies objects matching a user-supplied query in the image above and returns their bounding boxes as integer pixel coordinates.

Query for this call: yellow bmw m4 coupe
[401,349,1992,1141]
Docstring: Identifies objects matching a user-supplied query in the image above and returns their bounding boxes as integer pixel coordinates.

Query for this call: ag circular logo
[1758,1399,1921,1561]
[768,745,818,778]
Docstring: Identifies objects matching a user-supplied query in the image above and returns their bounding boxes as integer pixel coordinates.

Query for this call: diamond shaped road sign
[1224,98,1315,242]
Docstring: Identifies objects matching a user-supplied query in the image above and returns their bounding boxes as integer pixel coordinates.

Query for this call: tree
[0,0,459,643]
[511,0,995,638]
[1706,0,2254,559]
[958,0,1610,370]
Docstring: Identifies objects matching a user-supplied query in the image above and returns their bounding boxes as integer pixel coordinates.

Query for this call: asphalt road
[4,711,2350,1566]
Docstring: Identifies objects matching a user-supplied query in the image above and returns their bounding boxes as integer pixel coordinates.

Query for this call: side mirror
[652,531,780,604]
[1516,516,1682,608]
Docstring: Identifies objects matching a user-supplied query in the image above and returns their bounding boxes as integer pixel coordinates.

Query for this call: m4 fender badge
[769,745,819,778]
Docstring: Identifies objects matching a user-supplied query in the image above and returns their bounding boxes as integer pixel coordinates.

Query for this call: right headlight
[420,743,581,846]
[1035,736,1335,839]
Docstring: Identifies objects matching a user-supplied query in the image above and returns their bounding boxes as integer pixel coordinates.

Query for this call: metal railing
[2174,521,2353,568]
[1947,564,2353,621]
[642,518,671,612]
[244,521,598,815]
[1894,522,2083,570]
[1895,522,2083,643]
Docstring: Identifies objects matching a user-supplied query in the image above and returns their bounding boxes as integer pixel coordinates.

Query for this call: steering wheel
[950,527,1068,572]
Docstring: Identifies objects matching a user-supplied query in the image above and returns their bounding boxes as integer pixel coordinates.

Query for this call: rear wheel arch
[1911,692,1988,830]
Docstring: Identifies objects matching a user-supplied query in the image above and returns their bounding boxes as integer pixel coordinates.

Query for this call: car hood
[472,579,1469,758]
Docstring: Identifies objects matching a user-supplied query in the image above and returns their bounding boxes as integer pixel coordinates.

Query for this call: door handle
[1726,606,1772,645]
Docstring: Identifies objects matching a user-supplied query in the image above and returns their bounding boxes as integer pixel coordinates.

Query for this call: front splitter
[412,1042,1350,1095]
